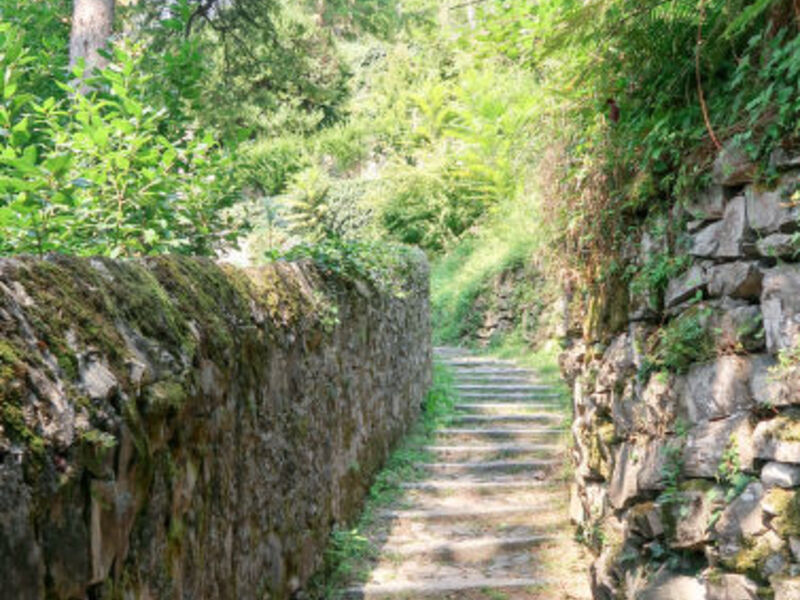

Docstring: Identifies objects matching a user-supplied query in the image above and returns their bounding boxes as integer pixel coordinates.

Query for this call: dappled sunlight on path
[342,348,592,599]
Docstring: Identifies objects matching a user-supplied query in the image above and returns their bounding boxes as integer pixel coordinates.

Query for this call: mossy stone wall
[0,254,431,599]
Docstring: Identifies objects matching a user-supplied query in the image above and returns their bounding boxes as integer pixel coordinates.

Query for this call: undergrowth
[306,362,457,598]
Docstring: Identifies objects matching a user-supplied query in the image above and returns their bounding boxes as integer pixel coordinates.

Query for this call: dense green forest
[1,0,799,347]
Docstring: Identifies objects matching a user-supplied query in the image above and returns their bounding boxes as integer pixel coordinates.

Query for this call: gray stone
[756,233,800,259]
[761,264,800,354]
[707,262,763,301]
[640,569,707,600]
[749,354,800,408]
[691,196,749,259]
[596,334,634,393]
[714,482,766,560]
[705,573,759,600]
[790,536,800,561]
[770,148,800,171]
[686,187,726,221]
[80,359,118,401]
[0,461,44,600]
[609,440,667,509]
[627,502,664,538]
[665,263,710,308]
[754,418,800,464]
[713,144,756,186]
[713,305,765,354]
[763,552,789,578]
[683,415,755,478]
[773,576,800,600]
[746,175,800,235]
[669,490,715,549]
[762,462,800,488]
[680,356,755,422]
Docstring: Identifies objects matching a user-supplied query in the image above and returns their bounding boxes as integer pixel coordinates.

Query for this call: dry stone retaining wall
[562,152,800,599]
[0,254,431,599]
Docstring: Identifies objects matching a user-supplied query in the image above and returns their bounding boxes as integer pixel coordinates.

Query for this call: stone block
[665,263,710,308]
[713,144,756,186]
[640,568,707,600]
[707,262,763,301]
[773,576,800,600]
[690,196,749,259]
[680,356,755,423]
[762,462,800,489]
[669,489,716,549]
[756,233,800,260]
[746,175,800,235]
[705,573,759,600]
[754,416,800,464]
[713,305,765,354]
[686,186,726,221]
[609,439,668,509]
[713,482,766,560]
[761,264,800,354]
[683,415,755,478]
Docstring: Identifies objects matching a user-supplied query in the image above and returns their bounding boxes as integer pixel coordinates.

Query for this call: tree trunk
[69,0,115,76]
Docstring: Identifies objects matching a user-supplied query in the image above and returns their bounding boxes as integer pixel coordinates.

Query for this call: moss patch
[765,488,800,537]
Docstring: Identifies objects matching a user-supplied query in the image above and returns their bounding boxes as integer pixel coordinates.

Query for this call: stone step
[458,391,563,400]
[443,358,517,367]
[436,428,565,444]
[400,479,557,492]
[381,534,556,561]
[345,576,551,598]
[452,414,562,425]
[417,459,559,475]
[397,486,567,513]
[455,402,559,413]
[379,504,550,524]
[425,443,560,453]
[374,506,569,546]
[448,365,530,373]
[455,377,536,386]
[456,384,555,392]
[423,444,559,463]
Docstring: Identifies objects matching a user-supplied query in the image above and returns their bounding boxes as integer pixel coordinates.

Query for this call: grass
[431,193,544,345]
[305,361,458,599]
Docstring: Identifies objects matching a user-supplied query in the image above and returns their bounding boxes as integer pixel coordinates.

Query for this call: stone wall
[0,254,432,599]
[562,151,800,599]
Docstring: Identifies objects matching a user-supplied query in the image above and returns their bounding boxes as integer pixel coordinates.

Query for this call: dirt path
[343,348,592,599]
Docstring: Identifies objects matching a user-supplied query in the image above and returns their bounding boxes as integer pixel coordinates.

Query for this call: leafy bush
[0,31,242,258]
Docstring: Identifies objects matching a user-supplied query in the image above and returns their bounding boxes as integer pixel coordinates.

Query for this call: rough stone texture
[683,415,755,478]
[707,262,763,301]
[706,573,759,600]
[0,255,432,600]
[562,171,800,598]
[773,576,800,600]
[761,264,800,354]
[690,197,749,259]
[686,187,726,221]
[756,233,799,259]
[665,263,711,308]
[754,416,800,464]
[714,482,767,561]
[679,356,755,422]
[746,175,800,235]
[713,143,756,186]
[762,462,800,488]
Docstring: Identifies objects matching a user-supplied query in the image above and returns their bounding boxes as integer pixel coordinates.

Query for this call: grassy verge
[305,362,458,598]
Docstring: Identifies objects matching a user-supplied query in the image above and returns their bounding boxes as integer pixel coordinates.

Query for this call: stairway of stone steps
[343,348,591,600]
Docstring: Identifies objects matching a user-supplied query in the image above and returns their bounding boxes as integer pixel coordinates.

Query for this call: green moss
[765,489,800,537]
[725,536,776,577]
[145,380,187,415]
